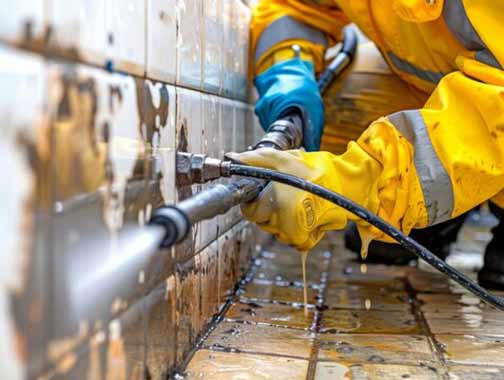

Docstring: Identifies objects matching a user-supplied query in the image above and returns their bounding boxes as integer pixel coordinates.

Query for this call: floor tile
[320,310,420,334]
[325,285,411,311]
[204,321,314,359]
[329,263,408,290]
[317,334,434,365]
[417,293,498,314]
[424,311,504,335]
[225,301,314,329]
[408,269,468,294]
[240,282,319,305]
[314,362,440,380]
[447,365,504,380]
[436,335,504,365]
[185,349,309,380]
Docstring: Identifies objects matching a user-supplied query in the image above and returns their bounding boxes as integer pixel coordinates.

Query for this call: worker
[229,1,504,289]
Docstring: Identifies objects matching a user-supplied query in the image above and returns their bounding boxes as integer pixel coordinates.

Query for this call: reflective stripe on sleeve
[254,16,328,63]
[387,52,444,84]
[388,110,454,226]
[443,0,502,69]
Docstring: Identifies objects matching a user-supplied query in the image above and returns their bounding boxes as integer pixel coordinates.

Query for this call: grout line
[305,248,334,380]
[173,249,263,377]
[0,40,253,105]
[407,279,451,379]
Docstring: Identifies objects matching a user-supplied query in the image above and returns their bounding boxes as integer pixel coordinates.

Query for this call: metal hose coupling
[176,152,232,186]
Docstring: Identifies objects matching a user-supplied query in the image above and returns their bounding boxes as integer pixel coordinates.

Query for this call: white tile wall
[47,0,107,65]
[221,0,235,97]
[106,0,146,76]
[0,1,45,44]
[147,82,177,204]
[234,1,251,101]
[202,0,223,93]
[0,46,46,380]
[146,0,178,83]
[177,0,203,90]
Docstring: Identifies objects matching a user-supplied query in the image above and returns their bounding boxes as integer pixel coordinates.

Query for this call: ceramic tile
[204,322,314,358]
[200,242,221,325]
[106,0,146,76]
[177,0,203,89]
[314,362,440,380]
[325,286,412,312]
[240,282,319,305]
[146,0,178,83]
[202,0,223,93]
[417,293,499,314]
[221,0,235,97]
[225,301,314,329]
[0,46,50,378]
[47,0,107,65]
[436,334,504,366]
[447,365,504,380]
[236,222,256,277]
[318,334,434,365]
[233,1,250,100]
[319,310,420,334]
[219,231,240,303]
[424,310,504,335]
[0,1,45,44]
[408,269,468,294]
[185,349,309,380]
[175,256,202,362]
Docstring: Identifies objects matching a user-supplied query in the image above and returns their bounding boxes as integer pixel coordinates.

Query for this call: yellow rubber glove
[228,145,383,251]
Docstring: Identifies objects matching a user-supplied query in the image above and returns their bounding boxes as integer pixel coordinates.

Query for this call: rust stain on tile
[436,335,504,366]
[320,310,420,334]
[317,334,434,365]
[185,349,309,380]
[240,282,319,305]
[225,301,314,329]
[204,322,314,359]
[314,362,440,380]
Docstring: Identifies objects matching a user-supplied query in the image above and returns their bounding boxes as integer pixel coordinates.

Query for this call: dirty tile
[144,280,177,378]
[0,1,46,44]
[236,222,256,277]
[424,310,504,335]
[177,0,203,89]
[240,282,319,305]
[146,0,177,83]
[328,262,408,290]
[320,310,420,334]
[219,231,240,302]
[185,349,309,380]
[318,334,434,365]
[325,286,412,311]
[314,362,440,380]
[408,269,468,294]
[106,0,146,76]
[447,365,504,380]
[200,242,221,325]
[47,0,107,65]
[225,301,314,329]
[204,322,314,359]
[417,293,499,314]
[436,335,504,366]
[175,256,202,362]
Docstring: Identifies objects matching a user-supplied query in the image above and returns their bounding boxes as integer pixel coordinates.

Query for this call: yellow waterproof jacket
[251,0,504,237]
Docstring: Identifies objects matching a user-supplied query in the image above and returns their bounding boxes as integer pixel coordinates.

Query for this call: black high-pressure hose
[229,163,504,311]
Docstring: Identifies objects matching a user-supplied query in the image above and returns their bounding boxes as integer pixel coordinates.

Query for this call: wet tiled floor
[182,231,503,379]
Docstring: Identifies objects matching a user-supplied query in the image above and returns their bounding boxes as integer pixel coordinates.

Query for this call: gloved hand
[254,58,324,152]
[228,146,383,251]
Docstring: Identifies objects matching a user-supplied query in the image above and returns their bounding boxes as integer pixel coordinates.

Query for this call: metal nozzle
[176,152,231,186]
